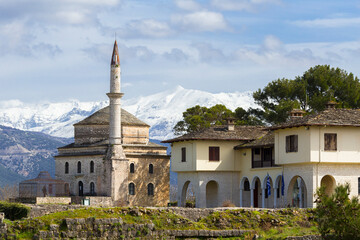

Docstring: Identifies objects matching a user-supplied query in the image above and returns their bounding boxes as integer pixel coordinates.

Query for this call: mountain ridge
[0,86,256,141]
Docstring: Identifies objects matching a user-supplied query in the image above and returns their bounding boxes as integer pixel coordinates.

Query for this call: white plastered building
[164,103,360,208]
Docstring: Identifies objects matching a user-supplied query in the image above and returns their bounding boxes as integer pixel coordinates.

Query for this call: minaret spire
[107,40,123,145]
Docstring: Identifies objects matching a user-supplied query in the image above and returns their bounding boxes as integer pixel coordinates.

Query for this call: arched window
[65,162,69,174]
[77,161,81,173]
[90,182,95,195]
[147,183,154,196]
[78,181,83,196]
[149,164,153,174]
[90,161,94,173]
[130,163,135,173]
[129,183,135,195]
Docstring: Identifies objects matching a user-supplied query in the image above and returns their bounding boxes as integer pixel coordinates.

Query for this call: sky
[0,0,360,103]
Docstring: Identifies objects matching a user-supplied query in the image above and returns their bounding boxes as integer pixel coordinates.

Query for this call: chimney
[227,118,235,131]
[325,100,337,109]
[289,109,305,120]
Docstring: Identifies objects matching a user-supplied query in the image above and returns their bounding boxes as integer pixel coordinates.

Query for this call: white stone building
[164,103,360,208]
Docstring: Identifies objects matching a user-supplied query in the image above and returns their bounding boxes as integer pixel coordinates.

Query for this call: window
[90,182,95,195]
[149,164,153,174]
[181,147,186,162]
[129,183,135,195]
[286,135,298,152]
[209,147,220,161]
[130,163,135,173]
[252,147,275,168]
[244,180,250,191]
[77,161,81,173]
[148,183,154,196]
[324,133,337,151]
[90,161,94,173]
[65,162,69,174]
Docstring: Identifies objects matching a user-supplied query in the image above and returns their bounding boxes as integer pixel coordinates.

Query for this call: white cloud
[174,0,201,11]
[192,42,228,62]
[122,19,173,38]
[211,0,280,12]
[292,17,360,28]
[172,11,229,32]
[163,48,189,62]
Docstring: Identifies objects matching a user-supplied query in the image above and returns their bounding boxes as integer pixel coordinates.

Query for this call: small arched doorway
[263,175,274,208]
[180,181,196,207]
[287,176,307,208]
[78,181,83,196]
[320,175,336,196]
[240,177,251,207]
[252,177,262,208]
[206,180,219,208]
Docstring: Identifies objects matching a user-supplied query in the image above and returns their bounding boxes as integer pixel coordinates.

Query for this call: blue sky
[0,0,359,102]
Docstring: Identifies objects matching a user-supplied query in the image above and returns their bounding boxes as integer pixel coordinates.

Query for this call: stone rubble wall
[36,197,71,205]
[35,218,252,239]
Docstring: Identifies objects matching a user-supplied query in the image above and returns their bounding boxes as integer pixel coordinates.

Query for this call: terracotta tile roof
[234,131,274,149]
[162,125,267,143]
[74,106,149,127]
[270,108,360,130]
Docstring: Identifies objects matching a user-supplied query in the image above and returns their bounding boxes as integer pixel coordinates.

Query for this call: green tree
[173,104,262,135]
[314,183,360,239]
[253,65,360,124]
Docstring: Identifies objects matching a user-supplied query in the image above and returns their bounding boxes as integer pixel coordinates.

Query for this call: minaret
[107,40,123,145]
[105,40,128,204]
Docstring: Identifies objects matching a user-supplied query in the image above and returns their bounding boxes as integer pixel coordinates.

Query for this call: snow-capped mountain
[0,86,257,140]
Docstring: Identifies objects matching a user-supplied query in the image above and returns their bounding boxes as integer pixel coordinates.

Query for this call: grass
[2,207,319,239]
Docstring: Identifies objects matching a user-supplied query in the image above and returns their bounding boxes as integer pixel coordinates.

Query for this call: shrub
[314,183,360,239]
[0,201,30,220]
[222,200,236,207]
[185,200,195,208]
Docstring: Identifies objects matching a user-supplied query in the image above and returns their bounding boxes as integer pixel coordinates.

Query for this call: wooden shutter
[294,135,298,152]
[215,147,219,161]
[325,133,337,151]
[209,147,220,161]
[286,136,290,152]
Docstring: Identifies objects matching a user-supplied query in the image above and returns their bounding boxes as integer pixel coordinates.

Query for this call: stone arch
[274,175,284,207]
[206,180,219,208]
[321,175,336,196]
[240,177,251,207]
[78,181,83,196]
[287,176,307,208]
[251,176,262,208]
[180,180,195,207]
[262,175,274,208]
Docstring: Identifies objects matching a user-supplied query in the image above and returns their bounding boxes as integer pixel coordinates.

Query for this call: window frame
[77,161,81,173]
[324,133,337,151]
[209,146,220,161]
[129,183,135,195]
[65,162,69,174]
[181,147,186,162]
[286,135,298,153]
[147,183,154,196]
[90,182,95,195]
[90,161,94,173]
[130,163,135,173]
